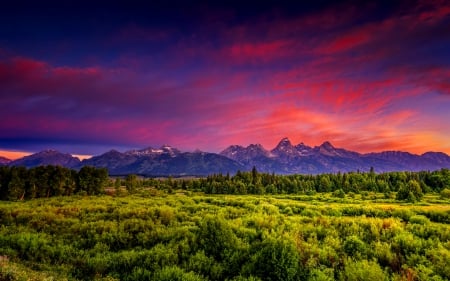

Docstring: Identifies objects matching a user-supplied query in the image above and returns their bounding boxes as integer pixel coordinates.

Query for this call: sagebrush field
[0,190,449,280]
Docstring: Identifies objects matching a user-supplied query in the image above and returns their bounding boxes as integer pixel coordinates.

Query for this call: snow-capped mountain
[271,138,300,160]
[221,144,272,160]
[81,145,241,176]
[125,145,181,157]
[220,138,450,174]
[3,138,450,175]
[295,142,313,156]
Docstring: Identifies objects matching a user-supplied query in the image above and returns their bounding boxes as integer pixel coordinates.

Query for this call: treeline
[2,165,450,201]
[128,168,450,199]
[0,166,108,200]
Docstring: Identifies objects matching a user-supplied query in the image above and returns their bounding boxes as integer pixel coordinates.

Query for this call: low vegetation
[0,166,449,280]
[0,191,449,280]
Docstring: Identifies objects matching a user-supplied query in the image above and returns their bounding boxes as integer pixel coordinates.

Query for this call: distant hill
[8,150,80,168]
[0,156,11,166]
[79,146,242,176]
[3,139,450,175]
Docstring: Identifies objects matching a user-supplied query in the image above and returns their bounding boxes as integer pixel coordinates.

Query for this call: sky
[0,0,449,159]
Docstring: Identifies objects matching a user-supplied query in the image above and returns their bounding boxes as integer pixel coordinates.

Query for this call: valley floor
[0,192,449,280]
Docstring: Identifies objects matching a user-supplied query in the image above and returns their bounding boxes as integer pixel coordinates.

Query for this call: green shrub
[332,189,345,198]
[300,208,320,218]
[152,266,206,281]
[308,268,334,281]
[340,259,388,281]
[396,180,423,202]
[392,208,414,222]
[187,251,223,280]
[245,239,301,281]
[440,188,450,199]
[343,235,367,258]
[230,276,262,281]
[409,215,430,225]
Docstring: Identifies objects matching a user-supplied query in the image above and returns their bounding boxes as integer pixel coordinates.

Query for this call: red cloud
[1,0,450,155]
[225,39,294,63]
[320,29,373,54]
[416,0,450,23]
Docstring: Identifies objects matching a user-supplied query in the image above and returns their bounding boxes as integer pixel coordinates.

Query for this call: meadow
[0,190,449,281]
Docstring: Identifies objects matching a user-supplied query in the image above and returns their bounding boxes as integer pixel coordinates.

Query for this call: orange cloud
[0,150,31,160]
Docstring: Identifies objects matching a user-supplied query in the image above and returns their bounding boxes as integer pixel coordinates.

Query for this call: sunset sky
[1,0,449,159]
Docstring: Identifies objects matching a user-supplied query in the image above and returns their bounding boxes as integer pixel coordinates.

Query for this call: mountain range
[3,138,450,176]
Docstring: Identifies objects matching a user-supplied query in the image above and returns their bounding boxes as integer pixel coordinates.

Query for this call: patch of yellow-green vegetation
[0,258,70,281]
[0,193,449,280]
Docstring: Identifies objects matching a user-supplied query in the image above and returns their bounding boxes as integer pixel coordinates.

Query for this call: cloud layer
[0,0,449,155]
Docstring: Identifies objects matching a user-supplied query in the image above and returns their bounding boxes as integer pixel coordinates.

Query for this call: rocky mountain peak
[320,141,334,149]
[220,143,271,161]
[271,138,298,158]
[279,137,292,144]
[125,145,181,157]
[316,141,342,157]
[160,145,181,156]
[274,137,294,149]
[3,138,450,175]
[295,142,312,155]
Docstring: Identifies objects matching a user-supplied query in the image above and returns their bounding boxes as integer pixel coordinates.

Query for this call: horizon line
[1,138,449,161]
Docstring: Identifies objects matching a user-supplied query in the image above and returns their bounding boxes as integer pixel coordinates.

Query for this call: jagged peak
[295,141,311,148]
[247,143,265,149]
[229,144,244,149]
[275,137,293,148]
[220,145,244,153]
[124,144,181,156]
[271,138,298,157]
[158,145,180,157]
[320,141,334,148]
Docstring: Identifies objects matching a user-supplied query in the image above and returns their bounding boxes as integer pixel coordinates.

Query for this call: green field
[0,191,449,281]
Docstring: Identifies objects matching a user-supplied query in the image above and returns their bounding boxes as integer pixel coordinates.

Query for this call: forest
[0,166,449,280]
[1,165,450,201]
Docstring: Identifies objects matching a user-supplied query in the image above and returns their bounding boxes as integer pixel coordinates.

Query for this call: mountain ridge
[220,138,450,174]
[8,149,80,168]
[0,156,11,166]
[3,138,450,175]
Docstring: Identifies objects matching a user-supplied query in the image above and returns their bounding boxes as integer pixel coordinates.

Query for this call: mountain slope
[8,150,80,168]
[125,152,243,176]
[365,151,448,171]
[79,150,138,174]
[80,146,243,176]
[0,156,11,166]
[221,138,450,174]
[6,139,450,175]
